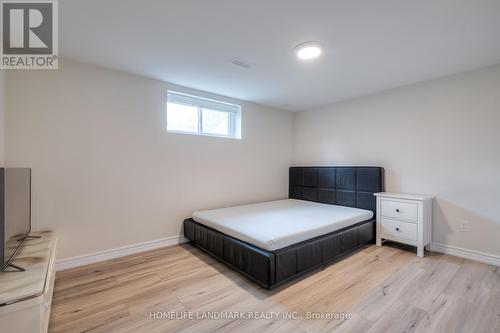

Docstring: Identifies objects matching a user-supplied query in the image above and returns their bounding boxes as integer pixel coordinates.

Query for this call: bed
[183,166,383,290]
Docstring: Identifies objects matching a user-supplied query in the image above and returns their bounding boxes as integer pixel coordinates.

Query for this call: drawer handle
[396,209,400,213]
[395,227,400,231]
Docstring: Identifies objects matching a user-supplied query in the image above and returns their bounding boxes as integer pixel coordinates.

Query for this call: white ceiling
[61,0,500,111]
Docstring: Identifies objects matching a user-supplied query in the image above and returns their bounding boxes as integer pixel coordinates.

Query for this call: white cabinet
[375,193,433,257]
[0,232,57,333]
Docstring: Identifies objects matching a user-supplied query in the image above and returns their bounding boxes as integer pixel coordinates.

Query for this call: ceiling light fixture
[295,41,322,60]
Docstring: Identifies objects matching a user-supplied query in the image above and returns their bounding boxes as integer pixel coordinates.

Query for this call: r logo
[2,2,53,54]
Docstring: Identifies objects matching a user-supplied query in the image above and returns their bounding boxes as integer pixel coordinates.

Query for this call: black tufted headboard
[289,166,384,213]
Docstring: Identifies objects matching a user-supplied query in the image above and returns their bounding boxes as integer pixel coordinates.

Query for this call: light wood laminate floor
[49,242,500,333]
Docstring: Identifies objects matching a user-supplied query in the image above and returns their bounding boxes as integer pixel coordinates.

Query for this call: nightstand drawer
[381,218,417,241]
[381,199,418,222]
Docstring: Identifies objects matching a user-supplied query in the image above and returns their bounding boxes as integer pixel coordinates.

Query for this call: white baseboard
[55,239,499,271]
[428,242,500,267]
[56,235,189,271]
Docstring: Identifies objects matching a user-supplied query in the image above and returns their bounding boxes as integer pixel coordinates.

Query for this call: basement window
[167,91,241,139]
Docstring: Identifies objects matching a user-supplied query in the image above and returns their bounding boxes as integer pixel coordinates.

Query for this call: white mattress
[192,199,373,251]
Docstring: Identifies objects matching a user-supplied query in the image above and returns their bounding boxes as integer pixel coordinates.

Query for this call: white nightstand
[374,192,434,257]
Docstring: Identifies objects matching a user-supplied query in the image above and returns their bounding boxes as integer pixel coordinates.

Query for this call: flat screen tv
[0,168,32,271]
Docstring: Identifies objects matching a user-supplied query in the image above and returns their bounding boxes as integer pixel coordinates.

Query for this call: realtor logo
[1,0,58,69]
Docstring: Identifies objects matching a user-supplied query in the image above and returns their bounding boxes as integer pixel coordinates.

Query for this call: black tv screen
[0,168,31,271]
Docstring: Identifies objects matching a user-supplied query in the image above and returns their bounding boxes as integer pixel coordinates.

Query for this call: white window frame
[167,91,242,139]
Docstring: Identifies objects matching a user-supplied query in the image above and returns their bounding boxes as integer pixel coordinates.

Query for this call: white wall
[6,58,498,260]
[0,70,5,165]
[294,64,500,256]
[5,59,293,259]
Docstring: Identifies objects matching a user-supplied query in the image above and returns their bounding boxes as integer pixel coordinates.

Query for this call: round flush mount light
[295,41,322,60]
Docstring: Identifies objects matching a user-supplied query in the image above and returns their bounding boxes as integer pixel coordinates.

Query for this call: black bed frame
[183,166,383,290]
